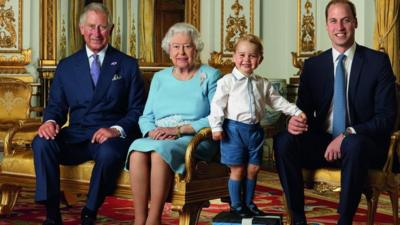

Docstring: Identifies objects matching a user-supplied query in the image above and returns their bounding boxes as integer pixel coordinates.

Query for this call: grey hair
[161,22,204,54]
[79,2,113,27]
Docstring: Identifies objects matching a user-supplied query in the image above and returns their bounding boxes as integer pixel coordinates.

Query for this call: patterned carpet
[0,170,396,225]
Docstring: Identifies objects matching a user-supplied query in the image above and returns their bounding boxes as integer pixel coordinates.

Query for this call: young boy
[208,34,307,217]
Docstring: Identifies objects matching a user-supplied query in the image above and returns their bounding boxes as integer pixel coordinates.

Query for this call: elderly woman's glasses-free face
[170,44,194,51]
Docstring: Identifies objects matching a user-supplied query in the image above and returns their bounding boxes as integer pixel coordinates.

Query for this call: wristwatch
[342,127,353,138]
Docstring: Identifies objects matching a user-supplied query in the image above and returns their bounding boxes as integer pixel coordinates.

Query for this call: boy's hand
[212,131,224,141]
[287,112,308,135]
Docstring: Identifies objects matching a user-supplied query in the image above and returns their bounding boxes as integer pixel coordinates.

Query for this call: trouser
[32,135,131,211]
[273,131,385,225]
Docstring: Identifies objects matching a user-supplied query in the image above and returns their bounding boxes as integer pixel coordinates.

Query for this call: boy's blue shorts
[220,119,264,166]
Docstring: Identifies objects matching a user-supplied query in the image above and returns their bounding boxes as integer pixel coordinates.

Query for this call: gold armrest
[3,119,41,157]
[180,128,212,183]
[382,131,400,173]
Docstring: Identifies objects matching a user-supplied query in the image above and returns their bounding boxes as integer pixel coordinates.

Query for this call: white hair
[79,2,113,28]
[161,22,204,54]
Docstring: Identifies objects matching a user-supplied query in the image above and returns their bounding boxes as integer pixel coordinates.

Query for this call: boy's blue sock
[228,179,242,208]
[244,178,256,206]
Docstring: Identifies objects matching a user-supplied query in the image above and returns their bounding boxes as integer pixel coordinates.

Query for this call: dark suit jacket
[297,44,397,146]
[44,46,145,143]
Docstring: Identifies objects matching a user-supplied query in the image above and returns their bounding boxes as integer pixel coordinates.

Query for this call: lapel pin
[111,61,118,66]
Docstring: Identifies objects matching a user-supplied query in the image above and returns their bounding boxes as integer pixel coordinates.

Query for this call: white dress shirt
[209,67,302,132]
[326,42,356,134]
[85,45,107,67]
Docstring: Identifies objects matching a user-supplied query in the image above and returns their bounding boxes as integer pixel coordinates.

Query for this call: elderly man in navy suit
[32,3,145,225]
[273,1,397,225]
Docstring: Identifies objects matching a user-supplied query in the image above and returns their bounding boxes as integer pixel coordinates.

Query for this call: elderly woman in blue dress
[126,22,221,225]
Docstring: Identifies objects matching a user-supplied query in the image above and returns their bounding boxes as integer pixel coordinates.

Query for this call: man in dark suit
[273,1,397,225]
[32,3,145,225]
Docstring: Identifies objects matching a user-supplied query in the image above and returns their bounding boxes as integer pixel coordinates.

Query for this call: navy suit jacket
[44,46,145,143]
[297,44,397,146]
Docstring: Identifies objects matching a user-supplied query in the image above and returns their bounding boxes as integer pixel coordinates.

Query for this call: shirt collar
[86,44,108,63]
[232,67,255,80]
[332,42,356,62]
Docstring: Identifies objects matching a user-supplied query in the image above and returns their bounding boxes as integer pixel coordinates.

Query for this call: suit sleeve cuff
[111,125,126,138]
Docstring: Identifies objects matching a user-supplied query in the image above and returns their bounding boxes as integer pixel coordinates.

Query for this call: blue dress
[126,64,221,174]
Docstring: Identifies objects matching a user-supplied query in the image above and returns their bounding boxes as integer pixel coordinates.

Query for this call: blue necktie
[332,54,347,137]
[90,54,100,86]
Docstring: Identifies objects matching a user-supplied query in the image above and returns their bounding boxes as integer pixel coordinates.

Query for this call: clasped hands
[38,121,121,144]
[288,112,345,162]
[149,127,180,140]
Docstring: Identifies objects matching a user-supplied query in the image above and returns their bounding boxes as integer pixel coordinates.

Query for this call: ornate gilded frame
[0,0,31,74]
[209,0,254,68]
[221,0,254,56]
[0,0,23,53]
[292,0,320,76]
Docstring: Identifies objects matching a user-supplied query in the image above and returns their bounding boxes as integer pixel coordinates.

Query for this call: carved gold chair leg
[61,191,79,207]
[389,190,399,225]
[365,189,380,225]
[174,201,210,225]
[0,184,22,216]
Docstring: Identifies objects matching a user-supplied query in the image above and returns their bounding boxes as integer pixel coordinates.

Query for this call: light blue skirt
[125,135,218,174]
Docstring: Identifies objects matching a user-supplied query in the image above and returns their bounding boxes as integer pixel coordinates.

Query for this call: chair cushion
[1,151,130,186]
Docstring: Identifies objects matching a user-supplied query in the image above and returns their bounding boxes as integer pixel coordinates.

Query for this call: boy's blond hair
[233,34,264,57]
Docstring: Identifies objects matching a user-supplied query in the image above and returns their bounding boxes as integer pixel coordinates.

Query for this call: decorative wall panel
[209,0,257,71]
[0,0,22,53]
[292,0,320,76]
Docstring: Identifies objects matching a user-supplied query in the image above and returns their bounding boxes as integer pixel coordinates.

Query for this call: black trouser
[273,131,385,225]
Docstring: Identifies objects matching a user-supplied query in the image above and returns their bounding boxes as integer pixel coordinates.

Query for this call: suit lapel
[348,45,364,124]
[90,46,119,107]
[323,51,334,112]
[73,48,95,97]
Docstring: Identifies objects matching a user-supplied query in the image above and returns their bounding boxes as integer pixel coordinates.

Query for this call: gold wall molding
[292,0,319,76]
[59,18,66,60]
[129,16,137,57]
[39,0,57,67]
[113,17,121,50]
[300,0,315,52]
[185,0,200,30]
[0,0,22,53]
[0,48,31,74]
[221,0,253,54]
[210,0,254,70]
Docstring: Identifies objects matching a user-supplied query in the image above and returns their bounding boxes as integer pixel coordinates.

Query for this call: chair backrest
[0,77,32,121]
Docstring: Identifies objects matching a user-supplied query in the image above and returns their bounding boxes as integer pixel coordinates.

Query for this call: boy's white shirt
[208,67,302,132]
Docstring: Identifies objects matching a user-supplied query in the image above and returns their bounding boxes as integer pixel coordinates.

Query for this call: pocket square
[111,61,118,66]
[112,74,122,81]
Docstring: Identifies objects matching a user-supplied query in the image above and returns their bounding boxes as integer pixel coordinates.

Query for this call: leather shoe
[42,219,63,225]
[230,205,252,218]
[81,215,96,225]
[81,207,96,225]
[247,204,267,216]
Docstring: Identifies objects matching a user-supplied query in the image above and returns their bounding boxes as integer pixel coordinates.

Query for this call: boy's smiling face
[233,40,263,76]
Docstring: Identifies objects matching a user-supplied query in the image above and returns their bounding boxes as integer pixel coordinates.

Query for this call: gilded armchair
[0,77,40,146]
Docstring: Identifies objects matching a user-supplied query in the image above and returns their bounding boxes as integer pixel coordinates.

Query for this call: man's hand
[91,128,120,144]
[324,134,344,161]
[287,112,308,135]
[38,121,60,140]
[212,131,224,141]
